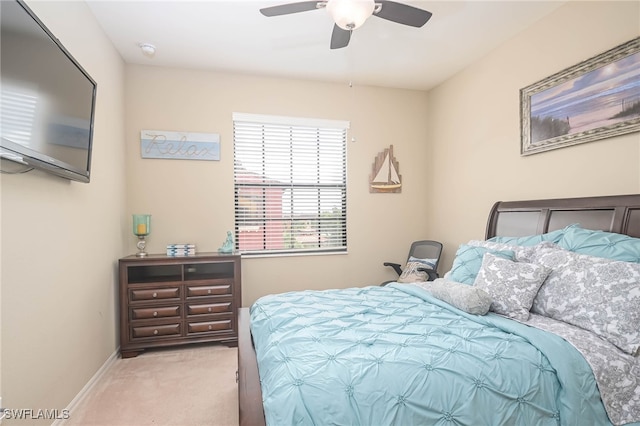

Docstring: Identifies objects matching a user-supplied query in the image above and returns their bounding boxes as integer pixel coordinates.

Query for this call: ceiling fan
[260,0,432,49]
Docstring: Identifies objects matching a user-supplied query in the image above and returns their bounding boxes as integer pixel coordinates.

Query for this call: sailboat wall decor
[369,145,402,193]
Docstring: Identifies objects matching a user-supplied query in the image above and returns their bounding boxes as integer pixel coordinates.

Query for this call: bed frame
[237,193,640,426]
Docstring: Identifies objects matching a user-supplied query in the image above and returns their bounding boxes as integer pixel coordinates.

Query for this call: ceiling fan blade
[260,1,322,17]
[374,1,432,27]
[330,24,351,49]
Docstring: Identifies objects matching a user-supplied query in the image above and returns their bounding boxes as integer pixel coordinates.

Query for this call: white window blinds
[233,113,349,255]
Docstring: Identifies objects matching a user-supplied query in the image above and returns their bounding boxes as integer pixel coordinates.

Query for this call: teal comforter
[250,284,612,425]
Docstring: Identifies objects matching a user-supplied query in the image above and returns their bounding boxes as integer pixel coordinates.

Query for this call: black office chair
[383,240,443,284]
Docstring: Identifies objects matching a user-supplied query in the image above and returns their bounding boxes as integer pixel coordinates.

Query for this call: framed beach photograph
[520,37,640,156]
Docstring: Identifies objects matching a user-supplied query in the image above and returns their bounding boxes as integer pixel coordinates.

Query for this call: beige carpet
[62,344,239,426]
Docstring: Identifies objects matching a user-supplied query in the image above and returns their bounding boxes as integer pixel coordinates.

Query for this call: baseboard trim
[52,348,120,426]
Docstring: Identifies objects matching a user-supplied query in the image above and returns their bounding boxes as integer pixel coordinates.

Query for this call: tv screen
[1,0,97,183]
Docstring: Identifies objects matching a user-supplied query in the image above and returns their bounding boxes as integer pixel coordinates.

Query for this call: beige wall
[0,1,126,423]
[124,67,431,306]
[427,1,640,272]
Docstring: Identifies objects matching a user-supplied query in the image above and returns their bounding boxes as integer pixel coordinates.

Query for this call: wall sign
[140,130,220,161]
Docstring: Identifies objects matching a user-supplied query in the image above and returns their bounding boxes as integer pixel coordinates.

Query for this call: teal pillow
[447,245,515,285]
[557,225,640,263]
[488,224,575,246]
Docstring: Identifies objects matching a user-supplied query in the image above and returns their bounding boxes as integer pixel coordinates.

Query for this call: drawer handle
[208,307,212,313]
[208,325,213,330]
[207,289,212,294]
[153,311,158,317]
[152,292,158,298]
[153,329,159,335]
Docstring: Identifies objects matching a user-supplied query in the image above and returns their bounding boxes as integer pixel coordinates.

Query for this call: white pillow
[397,256,437,283]
[473,252,550,321]
[397,261,430,283]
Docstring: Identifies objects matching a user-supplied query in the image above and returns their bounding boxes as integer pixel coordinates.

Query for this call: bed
[237,194,640,426]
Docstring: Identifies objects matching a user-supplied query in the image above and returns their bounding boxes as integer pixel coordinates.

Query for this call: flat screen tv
[1,0,97,183]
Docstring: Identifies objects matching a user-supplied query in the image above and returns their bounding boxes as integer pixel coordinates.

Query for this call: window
[233,113,348,255]
[1,86,38,147]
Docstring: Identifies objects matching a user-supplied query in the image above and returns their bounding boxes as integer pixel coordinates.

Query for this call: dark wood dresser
[118,252,241,358]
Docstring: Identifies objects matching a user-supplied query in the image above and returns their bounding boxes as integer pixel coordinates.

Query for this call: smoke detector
[138,43,156,58]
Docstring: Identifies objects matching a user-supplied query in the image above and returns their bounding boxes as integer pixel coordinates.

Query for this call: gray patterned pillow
[467,239,537,262]
[530,243,640,355]
[473,252,551,321]
[418,278,492,315]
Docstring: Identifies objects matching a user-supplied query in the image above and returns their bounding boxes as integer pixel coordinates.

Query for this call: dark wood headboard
[486,194,640,239]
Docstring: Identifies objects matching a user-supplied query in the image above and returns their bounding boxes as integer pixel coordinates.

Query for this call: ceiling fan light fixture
[326,0,375,30]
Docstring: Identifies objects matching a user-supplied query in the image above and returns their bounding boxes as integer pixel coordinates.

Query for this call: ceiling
[86,0,566,91]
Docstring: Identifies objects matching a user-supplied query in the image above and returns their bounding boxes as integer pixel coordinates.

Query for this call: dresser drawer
[186,284,231,298]
[132,323,181,339]
[130,287,180,302]
[131,305,180,320]
[187,301,232,316]
[187,319,231,334]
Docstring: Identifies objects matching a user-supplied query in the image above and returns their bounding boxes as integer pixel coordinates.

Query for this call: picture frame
[369,145,402,193]
[520,37,640,156]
